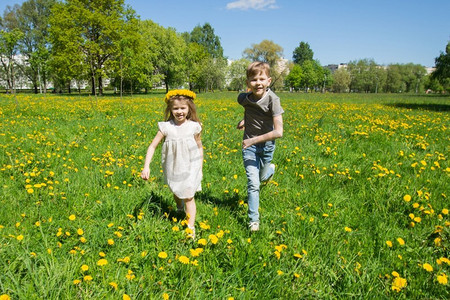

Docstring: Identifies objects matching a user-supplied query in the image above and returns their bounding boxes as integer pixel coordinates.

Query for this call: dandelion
[109,282,118,290]
[16,235,24,241]
[392,276,407,292]
[123,294,131,300]
[83,275,93,282]
[403,195,411,202]
[108,239,114,245]
[77,228,84,235]
[178,255,190,264]
[437,273,448,285]
[158,252,168,259]
[99,251,106,257]
[386,241,393,247]
[344,227,352,232]
[163,293,169,300]
[81,264,89,272]
[208,234,218,244]
[294,253,303,259]
[396,238,405,246]
[442,208,449,215]
[97,259,108,266]
[422,263,433,272]
[69,214,76,221]
[227,239,233,244]
[73,279,81,285]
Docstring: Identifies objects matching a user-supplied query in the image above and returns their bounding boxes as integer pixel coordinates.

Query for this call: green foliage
[0,92,449,299]
[243,39,283,69]
[292,41,314,65]
[431,41,450,92]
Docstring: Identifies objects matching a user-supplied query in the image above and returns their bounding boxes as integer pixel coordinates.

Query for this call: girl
[141,89,203,239]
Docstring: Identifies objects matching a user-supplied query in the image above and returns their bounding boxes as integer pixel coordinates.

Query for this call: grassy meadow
[0,91,449,299]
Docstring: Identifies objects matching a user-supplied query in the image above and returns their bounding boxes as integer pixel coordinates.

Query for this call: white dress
[158,120,202,199]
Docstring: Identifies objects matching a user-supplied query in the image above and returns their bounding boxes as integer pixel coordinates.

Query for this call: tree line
[1,0,449,95]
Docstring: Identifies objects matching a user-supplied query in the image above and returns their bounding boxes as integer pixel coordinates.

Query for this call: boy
[236,61,284,232]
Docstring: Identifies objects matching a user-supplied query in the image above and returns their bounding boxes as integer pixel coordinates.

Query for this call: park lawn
[0,92,449,299]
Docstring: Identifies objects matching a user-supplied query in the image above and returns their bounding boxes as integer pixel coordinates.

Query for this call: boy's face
[247,71,271,100]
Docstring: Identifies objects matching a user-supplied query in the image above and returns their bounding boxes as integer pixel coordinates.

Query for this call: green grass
[0,92,449,299]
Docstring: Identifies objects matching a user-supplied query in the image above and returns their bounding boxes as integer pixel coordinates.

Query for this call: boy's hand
[141,168,150,180]
[236,120,245,130]
[242,138,253,149]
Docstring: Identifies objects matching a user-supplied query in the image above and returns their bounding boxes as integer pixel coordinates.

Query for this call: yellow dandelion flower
[81,264,89,272]
[344,227,352,232]
[403,194,411,202]
[73,279,81,285]
[172,226,179,232]
[422,263,433,272]
[294,253,303,259]
[277,270,284,275]
[69,214,76,221]
[77,228,84,235]
[178,255,189,264]
[99,251,106,257]
[208,234,218,244]
[227,239,233,244]
[123,294,131,300]
[392,276,407,292]
[80,237,87,243]
[158,252,168,259]
[108,239,114,245]
[109,282,118,290]
[442,208,449,215]
[83,275,93,281]
[198,239,207,246]
[97,259,108,266]
[437,273,448,285]
[396,237,405,246]
[163,293,170,300]
[386,241,393,247]
[16,235,24,241]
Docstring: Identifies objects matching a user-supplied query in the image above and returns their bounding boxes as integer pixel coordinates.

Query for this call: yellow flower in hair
[164,89,196,103]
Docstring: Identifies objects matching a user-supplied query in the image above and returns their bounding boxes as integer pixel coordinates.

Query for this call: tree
[292,41,313,65]
[285,64,303,91]
[145,21,186,92]
[243,39,283,69]
[49,0,135,95]
[15,0,56,94]
[227,58,250,91]
[331,67,350,93]
[190,23,224,59]
[431,41,450,92]
[0,28,23,93]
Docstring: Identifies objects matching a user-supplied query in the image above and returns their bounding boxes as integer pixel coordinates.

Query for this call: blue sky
[2,0,449,67]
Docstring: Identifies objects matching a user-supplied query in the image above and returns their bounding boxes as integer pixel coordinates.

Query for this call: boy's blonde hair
[246,61,271,79]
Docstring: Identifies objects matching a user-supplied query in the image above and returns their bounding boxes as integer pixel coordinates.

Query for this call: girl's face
[170,99,190,125]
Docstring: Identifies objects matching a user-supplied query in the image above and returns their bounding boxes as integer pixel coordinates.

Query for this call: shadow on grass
[134,190,246,224]
[385,103,450,112]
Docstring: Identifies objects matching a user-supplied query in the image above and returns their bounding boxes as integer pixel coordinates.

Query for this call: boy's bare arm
[242,115,283,149]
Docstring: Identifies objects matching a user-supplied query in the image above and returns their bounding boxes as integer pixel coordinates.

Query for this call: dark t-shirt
[237,89,284,140]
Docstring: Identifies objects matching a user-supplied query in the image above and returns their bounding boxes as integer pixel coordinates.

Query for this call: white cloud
[226,0,278,11]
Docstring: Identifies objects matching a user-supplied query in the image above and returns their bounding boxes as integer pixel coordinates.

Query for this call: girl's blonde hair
[164,96,201,124]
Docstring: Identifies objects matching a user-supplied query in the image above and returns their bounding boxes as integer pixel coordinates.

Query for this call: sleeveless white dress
[158,120,202,199]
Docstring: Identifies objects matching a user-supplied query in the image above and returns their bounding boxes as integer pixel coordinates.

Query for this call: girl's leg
[184,197,196,228]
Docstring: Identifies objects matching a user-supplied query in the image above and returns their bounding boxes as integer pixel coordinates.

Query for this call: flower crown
[164,89,196,103]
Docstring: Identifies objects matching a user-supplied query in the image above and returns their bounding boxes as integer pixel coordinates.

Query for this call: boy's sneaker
[249,221,260,232]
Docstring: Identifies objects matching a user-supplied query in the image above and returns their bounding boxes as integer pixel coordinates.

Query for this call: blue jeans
[242,141,275,223]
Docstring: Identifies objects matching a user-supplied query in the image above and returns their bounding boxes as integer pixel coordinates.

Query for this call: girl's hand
[141,168,150,180]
